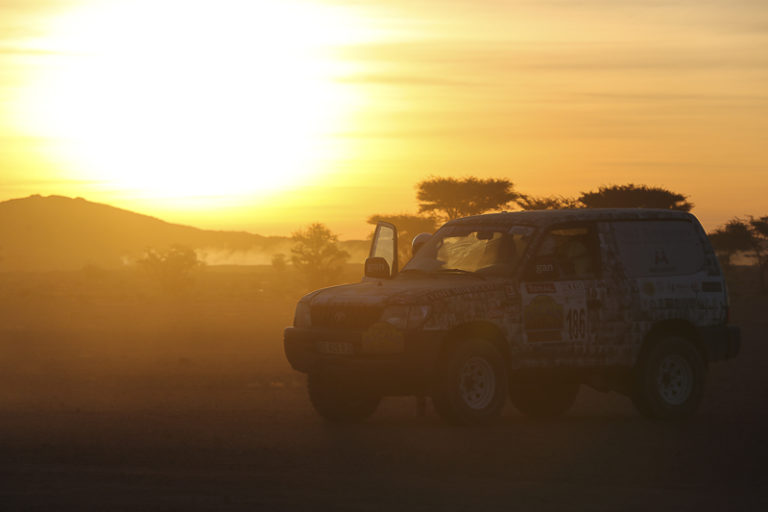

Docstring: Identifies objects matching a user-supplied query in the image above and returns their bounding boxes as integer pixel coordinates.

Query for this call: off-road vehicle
[284,209,740,424]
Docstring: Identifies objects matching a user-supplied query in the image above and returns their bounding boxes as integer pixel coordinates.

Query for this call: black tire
[509,372,579,419]
[307,372,381,423]
[632,335,706,420]
[431,338,508,425]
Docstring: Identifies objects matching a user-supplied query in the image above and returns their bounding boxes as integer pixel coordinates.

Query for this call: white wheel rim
[459,356,496,410]
[656,354,693,406]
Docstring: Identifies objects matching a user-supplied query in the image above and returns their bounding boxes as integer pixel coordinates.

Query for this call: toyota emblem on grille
[333,311,347,323]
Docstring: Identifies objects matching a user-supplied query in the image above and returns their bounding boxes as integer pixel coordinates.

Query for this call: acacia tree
[417,177,518,221]
[290,223,349,287]
[367,213,438,264]
[516,194,580,210]
[579,184,693,211]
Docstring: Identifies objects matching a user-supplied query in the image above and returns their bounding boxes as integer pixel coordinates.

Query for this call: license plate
[316,341,354,355]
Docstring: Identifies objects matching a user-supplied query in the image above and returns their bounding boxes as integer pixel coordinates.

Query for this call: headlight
[294,301,312,328]
[380,305,431,330]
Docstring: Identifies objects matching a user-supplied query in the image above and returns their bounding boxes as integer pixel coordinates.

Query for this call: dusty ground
[0,269,766,510]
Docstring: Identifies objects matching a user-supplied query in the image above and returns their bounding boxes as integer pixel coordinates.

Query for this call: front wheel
[632,336,706,420]
[431,338,508,425]
[307,372,381,423]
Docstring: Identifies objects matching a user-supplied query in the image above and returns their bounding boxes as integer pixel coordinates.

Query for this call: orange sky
[1,0,767,239]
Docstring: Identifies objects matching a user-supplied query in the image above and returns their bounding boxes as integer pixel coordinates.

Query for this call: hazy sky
[1,0,767,238]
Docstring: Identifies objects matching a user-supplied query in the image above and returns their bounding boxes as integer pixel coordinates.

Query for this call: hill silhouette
[0,195,367,271]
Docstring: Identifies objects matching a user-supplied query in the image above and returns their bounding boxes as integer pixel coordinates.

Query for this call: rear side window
[611,220,705,277]
[526,224,600,280]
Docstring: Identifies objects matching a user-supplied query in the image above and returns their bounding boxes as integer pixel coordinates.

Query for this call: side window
[527,224,599,281]
[611,220,705,277]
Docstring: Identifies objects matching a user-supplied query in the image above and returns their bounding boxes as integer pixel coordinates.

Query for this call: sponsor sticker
[361,322,405,354]
[525,282,557,294]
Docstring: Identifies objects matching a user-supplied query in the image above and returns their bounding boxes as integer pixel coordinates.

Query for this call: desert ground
[0,266,766,511]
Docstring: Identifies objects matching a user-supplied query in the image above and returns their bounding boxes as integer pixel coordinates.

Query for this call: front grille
[311,304,382,330]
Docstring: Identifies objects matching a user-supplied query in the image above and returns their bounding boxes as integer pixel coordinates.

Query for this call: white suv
[284,209,740,424]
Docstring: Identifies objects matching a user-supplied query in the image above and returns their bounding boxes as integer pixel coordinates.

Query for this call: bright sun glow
[15,0,371,203]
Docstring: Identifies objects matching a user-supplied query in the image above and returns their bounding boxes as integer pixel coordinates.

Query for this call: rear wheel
[307,371,381,423]
[632,336,706,420]
[432,338,508,425]
[509,372,579,419]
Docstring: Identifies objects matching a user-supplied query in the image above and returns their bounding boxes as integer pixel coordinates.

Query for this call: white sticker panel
[521,281,587,344]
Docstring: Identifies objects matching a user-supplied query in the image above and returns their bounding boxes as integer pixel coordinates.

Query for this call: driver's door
[366,221,398,278]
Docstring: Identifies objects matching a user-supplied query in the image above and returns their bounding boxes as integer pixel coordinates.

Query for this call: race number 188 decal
[566,307,587,341]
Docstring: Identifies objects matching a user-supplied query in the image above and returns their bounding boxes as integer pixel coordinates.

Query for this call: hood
[304,275,503,307]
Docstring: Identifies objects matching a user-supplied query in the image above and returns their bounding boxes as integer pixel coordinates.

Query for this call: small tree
[290,223,349,287]
[271,253,288,272]
[579,184,693,211]
[750,216,768,239]
[709,220,753,271]
[516,194,580,210]
[749,216,768,293]
[708,217,768,293]
[417,177,518,221]
[367,214,438,264]
[138,245,203,292]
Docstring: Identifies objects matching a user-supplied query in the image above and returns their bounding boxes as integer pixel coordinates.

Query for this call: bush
[138,245,204,292]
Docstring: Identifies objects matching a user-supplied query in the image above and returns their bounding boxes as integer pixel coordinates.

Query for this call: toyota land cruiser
[284,209,740,424]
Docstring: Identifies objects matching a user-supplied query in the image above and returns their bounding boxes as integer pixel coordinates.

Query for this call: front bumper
[283,326,444,394]
[698,324,740,362]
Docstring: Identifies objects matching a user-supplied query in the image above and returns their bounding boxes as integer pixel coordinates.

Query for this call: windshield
[402,224,535,276]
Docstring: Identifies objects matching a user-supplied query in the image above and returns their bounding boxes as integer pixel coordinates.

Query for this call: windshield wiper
[437,268,486,280]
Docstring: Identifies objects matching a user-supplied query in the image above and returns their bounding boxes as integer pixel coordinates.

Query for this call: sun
[15,0,369,203]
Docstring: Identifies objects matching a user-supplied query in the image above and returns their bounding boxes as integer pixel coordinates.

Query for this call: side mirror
[365,257,391,279]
